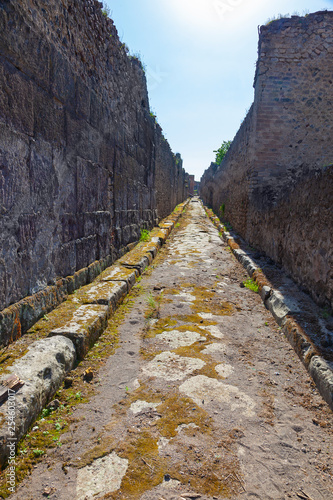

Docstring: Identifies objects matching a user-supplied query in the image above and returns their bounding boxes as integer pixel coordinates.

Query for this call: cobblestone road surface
[11,199,333,500]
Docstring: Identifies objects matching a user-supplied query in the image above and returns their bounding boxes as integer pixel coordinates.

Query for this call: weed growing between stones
[139,229,150,242]
[146,292,156,310]
[144,292,163,319]
[243,278,259,293]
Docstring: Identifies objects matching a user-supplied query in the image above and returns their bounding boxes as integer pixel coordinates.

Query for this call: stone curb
[0,204,187,348]
[0,200,189,469]
[0,336,76,468]
[49,305,109,361]
[204,205,333,411]
[0,200,189,348]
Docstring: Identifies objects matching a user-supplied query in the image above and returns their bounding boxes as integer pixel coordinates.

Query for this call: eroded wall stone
[200,11,333,309]
[0,0,188,311]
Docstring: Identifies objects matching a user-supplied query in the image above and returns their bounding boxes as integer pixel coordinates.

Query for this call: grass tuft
[243,279,259,293]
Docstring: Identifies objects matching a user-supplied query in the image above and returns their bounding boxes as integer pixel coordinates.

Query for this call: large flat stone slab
[142,351,205,381]
[179,375,256,418]
[49,304,108,359]
[309,356,333,410]
[0,336,75,468]
[266,290,300,326]
[118,248,150,274]
[99,266,137,291]
[76,452,128,500]
[74,281,128,314]
[158,222,174,236]
[153,229,169,244]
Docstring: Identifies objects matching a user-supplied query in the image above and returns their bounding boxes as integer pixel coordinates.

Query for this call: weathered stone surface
[118,243,153,274]
[200,12,333,310]
[100,266,137,291]
[0,336,76,468]
[0,0,189,314]
[156,330,204,349]
[158,222,174,236]
[233,249,257,277]
[153,229,169,244]
[0,305,21,346]
[142,352,205,381]
[266,290,301,326]
[308,356,333,409]
[261,285,272,302]
[129,400,161,414]
[76,452,128,500]
[179,375,256,418]
[74,281,128,314]
[49,305,108,360]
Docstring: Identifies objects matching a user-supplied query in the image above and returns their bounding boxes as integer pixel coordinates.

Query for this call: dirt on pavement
[6,199,333,500]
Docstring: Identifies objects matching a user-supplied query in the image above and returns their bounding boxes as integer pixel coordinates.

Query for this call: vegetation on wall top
[214,140,232,165]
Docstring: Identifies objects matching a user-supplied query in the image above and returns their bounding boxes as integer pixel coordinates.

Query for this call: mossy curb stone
[0,336,76,468]
[49,305,108,360]
[74,281,128,315]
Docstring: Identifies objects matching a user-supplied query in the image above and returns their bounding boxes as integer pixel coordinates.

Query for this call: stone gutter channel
[204,206,333,412]
[0,201,190,468]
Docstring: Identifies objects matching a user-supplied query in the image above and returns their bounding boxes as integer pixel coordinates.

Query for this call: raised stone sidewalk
[206,207,333,411]
[0,201,188,468]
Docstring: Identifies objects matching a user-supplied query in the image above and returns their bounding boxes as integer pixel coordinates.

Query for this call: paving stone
[76,452,128,500]
[266,290,294,325]
[309,356,333,409]
[118,251,150,274]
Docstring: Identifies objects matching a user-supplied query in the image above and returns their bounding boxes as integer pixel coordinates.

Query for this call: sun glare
[166,0,257,34]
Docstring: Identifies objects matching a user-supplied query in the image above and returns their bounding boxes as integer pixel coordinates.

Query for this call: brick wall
[200,11,333,309]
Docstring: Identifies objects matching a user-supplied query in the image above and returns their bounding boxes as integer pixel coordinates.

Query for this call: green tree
[214,140,232,165]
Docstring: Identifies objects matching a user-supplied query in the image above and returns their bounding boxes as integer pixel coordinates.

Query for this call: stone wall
[200,11,333,309]
[0,0,188,313]
[154,130,188,219]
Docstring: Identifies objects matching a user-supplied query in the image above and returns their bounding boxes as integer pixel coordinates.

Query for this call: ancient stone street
[9,200,333,500]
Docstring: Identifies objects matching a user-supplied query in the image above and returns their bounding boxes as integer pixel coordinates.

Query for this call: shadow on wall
[0,0,189,312]
[200,11,333,310]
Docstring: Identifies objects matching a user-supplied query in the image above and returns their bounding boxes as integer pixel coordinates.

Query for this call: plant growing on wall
[214,140,232,165]
[101,2,111,17]
[128,52,146,72]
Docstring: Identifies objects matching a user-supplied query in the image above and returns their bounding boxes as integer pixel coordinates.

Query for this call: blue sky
[105,0,333,180]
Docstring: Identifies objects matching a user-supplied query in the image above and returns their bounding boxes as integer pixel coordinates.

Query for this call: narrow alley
[8,199,333,500]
